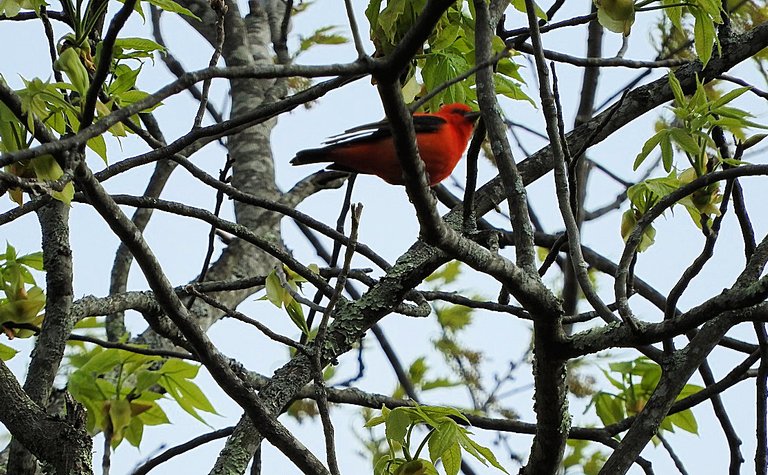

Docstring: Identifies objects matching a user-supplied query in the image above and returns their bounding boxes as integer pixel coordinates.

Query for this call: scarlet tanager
[290,103,481,186]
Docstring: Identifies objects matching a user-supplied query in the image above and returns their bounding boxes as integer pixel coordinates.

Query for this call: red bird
[290,103,481,186]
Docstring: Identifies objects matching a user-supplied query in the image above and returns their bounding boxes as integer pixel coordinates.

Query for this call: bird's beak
[465,111,481,122]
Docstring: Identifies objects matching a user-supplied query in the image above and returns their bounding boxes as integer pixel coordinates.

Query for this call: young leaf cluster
[590,358,701,441]
[366,404,508,475]
[366,0,532,111]
[67,347,216,449]
[622,72,767,248]
[562,439,607,475]
[0,243,45,342]
[261,264,319,336]
[1,0,181,207]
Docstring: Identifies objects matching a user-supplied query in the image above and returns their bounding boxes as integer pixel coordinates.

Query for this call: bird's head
[437,103,481,142]
[439,103,481,122]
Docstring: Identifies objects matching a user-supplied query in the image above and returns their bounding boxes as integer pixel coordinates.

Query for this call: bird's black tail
[290,147,331,166]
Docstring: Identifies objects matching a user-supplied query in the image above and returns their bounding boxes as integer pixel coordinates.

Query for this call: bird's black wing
[323,114,447,146]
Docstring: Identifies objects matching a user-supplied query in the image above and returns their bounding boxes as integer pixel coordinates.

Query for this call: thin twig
[515,42,688,68]
[131,427,235,475]
[40,6,64,84]
[664,129,736,325]
[304,174,357,344]
[657,433,689,475]
[185,155,234,311]
[185,287,307,352]
[313,204,362,475]
[717,74,768,100]
[463,121,487,233]
[756,321,768,475]
[549,62,621,325]
[343,0,366,57]
[501,12,596,39]
[193,0,227,128]
[150,6,224,124]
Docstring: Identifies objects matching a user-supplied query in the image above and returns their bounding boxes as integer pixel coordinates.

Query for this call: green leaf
[494,75,535,106]
[161,374,217,423]
[422,52,469,111]
[634,130,666,170]
[708,86,750,110]
[644,176,680,199]
[696,0,722,18]
[668,408,698,434]
[394,459,437,475]
[691,7,716,66]
[470,442,508,473]
[669,128,701,156]
[113,38,165,58]
[639,224,656,252]
[595,0,635,35]
[668,72,686,107]
[600,368,626,391]
[412,405,441,428]
[660,132,673,172]
[365,0,388,55]
[87,134,108,163]
[421,405,469,425]
[109,399,133,447]
[584,450,607,475]
[137,403,170,426]
[141,0,199,19]
[134,369,162,394]
[28,155,75,204]
[264,270,284,307]
[661,0,683,30]
[124,415,144,447]
[639,364,661,392]
[594,392,625,425]
[0,103,26,152]
[76,347,123,374]
[421,378,460,391]
[431,23,462,51]
[428,420,460,464]
[408,357,428,384]
[509,0,547,20]
[285,297,309,335]
[457,432,509,473]
[495,58,525,83]
[742,134,767,150]
[116,90,158,112]
[721,157,751,167]
[109,66,142,96]
[298,26,347,53]
[159,358,200,379]
[426,261,462,284]
[677,383,703,399]
[441,442,462,475]
[385,407,411,445]
[365,406,389,428]
[0,342,18,360]
[30,155,63,181]
[436,304,473,331]
[73,316,103,329]
[659,415,675,432]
